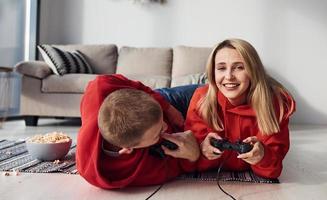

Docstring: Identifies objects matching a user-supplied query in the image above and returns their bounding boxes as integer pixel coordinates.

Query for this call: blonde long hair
[198,39,292,135]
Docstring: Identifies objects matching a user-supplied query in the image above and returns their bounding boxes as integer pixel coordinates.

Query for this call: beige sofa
[15,44,211,126]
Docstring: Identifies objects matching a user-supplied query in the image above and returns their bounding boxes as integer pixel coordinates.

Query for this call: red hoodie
[76,74,195,189]
[185,85,296,178]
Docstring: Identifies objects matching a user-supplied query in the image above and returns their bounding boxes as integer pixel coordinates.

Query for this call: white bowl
[26,139,72,161]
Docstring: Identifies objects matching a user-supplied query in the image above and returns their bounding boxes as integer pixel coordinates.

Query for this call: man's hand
[237,136,264,165]
[164,105,184,131]
[161,130,200,162]
[201,132,223,160]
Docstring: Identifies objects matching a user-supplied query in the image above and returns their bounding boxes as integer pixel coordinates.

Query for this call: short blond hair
[98,89,162,147]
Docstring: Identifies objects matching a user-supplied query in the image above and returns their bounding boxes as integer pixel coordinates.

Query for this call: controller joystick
[210,138,253,154]
[149,139,178,158]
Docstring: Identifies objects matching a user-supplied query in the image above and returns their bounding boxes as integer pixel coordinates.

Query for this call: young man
[76,74,200,189]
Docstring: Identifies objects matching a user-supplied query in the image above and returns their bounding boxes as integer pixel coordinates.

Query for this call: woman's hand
[161,130,200,162]
[164,105,184,131]
[237,136,264,165]
[201,132,223,160]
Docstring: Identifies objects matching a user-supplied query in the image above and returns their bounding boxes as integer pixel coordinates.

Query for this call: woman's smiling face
[214,47,251,106]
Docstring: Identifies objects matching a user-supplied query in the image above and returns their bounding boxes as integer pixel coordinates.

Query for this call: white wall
[39,0,327,125]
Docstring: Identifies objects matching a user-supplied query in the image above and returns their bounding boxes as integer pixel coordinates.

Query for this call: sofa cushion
[41,74,98,93]
[15,61,52,79]
[171,72,207,87]
[38,45,93,75]
[123,74,171,89]
[171,46,211,87]
[53,44,118,74]
[116,47,172,77]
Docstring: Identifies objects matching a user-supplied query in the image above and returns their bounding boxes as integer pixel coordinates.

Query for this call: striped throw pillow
[38,45,93,75]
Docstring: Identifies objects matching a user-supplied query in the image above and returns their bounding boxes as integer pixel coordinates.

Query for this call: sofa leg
[24,116,39,126]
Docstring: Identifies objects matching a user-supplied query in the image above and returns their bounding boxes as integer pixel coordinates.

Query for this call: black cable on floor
[144,157,168,200]
[216,156,237,200]
[145,184,164,200]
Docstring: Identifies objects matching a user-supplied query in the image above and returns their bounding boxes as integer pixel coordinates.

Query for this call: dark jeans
[155,84,201,118]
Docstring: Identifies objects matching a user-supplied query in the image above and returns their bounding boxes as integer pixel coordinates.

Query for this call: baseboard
[0,116,81,122]
[0,116,24,121]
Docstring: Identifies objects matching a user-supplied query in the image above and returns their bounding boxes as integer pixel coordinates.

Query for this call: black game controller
[149,139,178,158]
[210,138,253,154]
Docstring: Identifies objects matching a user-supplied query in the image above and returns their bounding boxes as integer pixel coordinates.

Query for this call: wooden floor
[1,119,327,200]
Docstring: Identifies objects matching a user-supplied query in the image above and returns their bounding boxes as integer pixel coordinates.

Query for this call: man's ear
[118,148,134,155]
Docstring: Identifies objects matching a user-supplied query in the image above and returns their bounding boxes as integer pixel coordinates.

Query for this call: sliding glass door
[0,0,39,117]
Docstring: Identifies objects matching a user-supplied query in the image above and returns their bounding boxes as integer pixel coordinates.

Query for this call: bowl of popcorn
[26,132,72,161]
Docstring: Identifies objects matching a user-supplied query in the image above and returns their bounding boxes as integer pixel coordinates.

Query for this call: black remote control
[161,139,178,150]
[149,139,178,158]
[210,138,253,154]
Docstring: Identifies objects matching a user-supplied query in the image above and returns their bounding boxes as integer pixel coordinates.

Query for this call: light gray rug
[0,139,279,183]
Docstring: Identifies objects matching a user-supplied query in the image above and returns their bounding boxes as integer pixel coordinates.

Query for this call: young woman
[185,39,296,178]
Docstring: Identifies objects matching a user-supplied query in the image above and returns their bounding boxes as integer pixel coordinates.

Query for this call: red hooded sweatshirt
[185,85,296,179]
[76,74,195,189]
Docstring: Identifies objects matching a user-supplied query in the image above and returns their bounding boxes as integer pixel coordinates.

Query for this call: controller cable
[144,157,168,200]
[145,184,164,200]
[216,154,237,200]
[145,154,238,200]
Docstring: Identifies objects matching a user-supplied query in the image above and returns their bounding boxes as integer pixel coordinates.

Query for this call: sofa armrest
[14,61,52,79]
